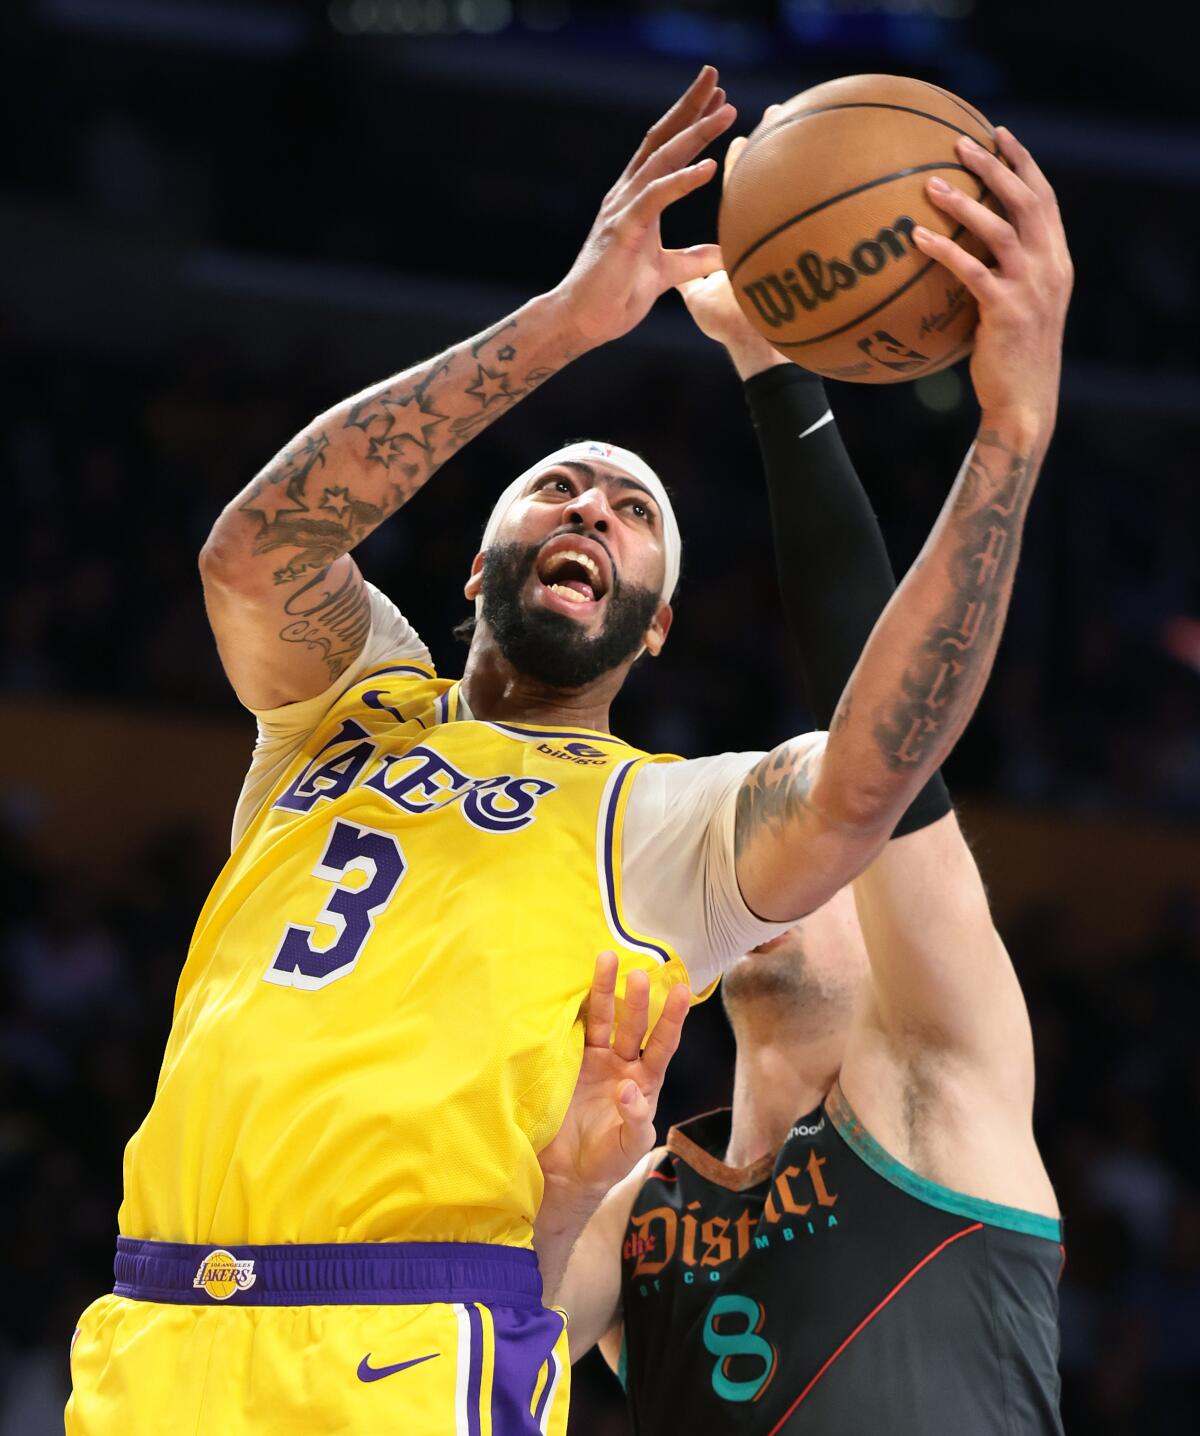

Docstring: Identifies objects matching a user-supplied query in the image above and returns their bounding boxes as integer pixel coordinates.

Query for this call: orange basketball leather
[719,74,1001,384]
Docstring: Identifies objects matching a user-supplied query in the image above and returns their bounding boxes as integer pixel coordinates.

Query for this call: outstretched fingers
[622,158,718,236]
[639,982,690,1090]
[629,102,737,190]
[622,65,720,181]
[612,967,651,1063]
[583,951,619,1049]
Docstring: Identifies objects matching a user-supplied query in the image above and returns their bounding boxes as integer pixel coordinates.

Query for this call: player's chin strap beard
[480,539,660,691]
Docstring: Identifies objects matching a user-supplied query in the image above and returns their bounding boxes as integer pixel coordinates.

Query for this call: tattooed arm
[735,127,1073,920]
[199,302,583,709]
[200,68,734,710]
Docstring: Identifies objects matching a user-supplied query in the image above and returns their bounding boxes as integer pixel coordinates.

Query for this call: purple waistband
[114,1237,544,1308]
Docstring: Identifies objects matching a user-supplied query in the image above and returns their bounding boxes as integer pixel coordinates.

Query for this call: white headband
[479,440,681,600]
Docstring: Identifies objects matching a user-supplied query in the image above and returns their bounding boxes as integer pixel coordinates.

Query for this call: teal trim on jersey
[830,1089,1062,1242]
[617,1335,628,1392]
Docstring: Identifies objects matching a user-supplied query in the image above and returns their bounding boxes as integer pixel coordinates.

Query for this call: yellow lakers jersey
[119,662,693,1249]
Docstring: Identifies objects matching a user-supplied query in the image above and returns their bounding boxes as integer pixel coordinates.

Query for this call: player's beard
[480,539,661,690]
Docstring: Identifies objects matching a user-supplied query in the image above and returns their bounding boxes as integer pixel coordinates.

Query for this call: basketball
[718,74,1001,384]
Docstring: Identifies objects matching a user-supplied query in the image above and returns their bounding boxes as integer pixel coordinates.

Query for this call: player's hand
[915,127,1073,437]
[677,122,792,378]
[537,953,689,1208]
[677,263,789,379]
[554,66,736,350]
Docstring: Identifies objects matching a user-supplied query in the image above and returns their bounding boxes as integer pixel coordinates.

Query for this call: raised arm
[680,160,1050,1206]
[679,220,1008,1071]
[734,127,1073,920]
[848,812,1029,1071]
[200,68,735,710]
[838,808,1058,1219]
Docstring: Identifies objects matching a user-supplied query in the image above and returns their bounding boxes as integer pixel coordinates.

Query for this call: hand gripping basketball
[554,66,736,350]
[915,128,1073,433]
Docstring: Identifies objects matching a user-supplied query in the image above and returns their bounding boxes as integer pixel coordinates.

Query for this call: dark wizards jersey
[618,1083,1064,1435]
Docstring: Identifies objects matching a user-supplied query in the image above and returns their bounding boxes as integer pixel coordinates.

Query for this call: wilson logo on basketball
[192,1249,257,1300]
[740,216,918,328]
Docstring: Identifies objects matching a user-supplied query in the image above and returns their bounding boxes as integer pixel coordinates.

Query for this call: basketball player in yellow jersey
[67,62,1068,1436]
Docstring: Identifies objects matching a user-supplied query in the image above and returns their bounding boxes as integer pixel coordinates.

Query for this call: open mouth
[534,538,612,610]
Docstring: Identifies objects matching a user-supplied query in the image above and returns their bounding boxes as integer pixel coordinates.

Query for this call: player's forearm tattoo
[239,436,389,584]
[449,365,565,445]
[277,565,373,682]
[871,429,1035,771]
[343,361,450,475]
[471,317,517,357]
[233,313,574,586]
[734,741,820,858]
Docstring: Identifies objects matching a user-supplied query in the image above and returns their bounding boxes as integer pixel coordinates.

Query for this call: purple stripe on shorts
[467,1302,485,1436]
[489,1305,567,1436]
[112,1238,543,1307]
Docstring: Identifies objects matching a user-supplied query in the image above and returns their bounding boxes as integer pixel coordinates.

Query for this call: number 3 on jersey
[264,820,406,990]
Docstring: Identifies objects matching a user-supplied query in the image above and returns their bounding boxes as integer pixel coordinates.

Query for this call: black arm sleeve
[745,363,951,838]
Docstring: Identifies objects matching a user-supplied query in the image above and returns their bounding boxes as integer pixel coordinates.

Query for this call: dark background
[2,0,1198,1430]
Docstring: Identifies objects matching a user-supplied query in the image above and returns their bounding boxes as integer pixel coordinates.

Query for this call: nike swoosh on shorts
[357,1352,440,1382]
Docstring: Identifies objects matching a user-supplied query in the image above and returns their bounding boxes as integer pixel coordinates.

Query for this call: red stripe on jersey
[766,1222,984,1435]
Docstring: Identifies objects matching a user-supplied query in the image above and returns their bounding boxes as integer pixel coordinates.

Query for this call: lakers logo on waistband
[192,1249,257,1300]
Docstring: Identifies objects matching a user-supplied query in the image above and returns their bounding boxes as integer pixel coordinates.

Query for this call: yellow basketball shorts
[66,1239,569,1436]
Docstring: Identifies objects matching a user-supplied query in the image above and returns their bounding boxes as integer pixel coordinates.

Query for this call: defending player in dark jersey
[532,123,1069,1434]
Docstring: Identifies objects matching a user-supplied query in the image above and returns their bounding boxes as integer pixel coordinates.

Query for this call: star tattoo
[240,481,311,527]
[239,432,328,528]
[380,390,447,448]
[366,432,423,470]
[345,389,447,452]
[466,363,513,408]
[319,486,354,520]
